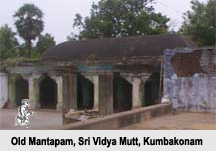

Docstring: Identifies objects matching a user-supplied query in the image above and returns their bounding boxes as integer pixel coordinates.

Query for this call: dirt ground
[1,109,216,130]
[0,109,63,130]
[121,112,216,130]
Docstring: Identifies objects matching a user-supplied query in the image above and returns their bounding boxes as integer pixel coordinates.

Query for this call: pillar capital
[132,77,142,84]
[50,75,63,82]
[98,72,114,76]
[9,74,19,82]
[22,74,42,83]
[141,77,150,83]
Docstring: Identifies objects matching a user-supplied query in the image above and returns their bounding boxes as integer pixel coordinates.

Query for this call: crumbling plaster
[164,47,216,111]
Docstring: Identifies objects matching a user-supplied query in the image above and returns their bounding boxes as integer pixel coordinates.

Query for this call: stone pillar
[27,75,40,109]
[93,75,99,110]
[52,76,63,111]
[142,78,148,106]
[68,74,77,111]
[55,74,78,113]
[132,77,143,108]
[8,76,16,108]
[0,73,8,108]
[98,73,114,115]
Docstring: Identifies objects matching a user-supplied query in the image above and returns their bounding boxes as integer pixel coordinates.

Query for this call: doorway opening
[39,76,57,109]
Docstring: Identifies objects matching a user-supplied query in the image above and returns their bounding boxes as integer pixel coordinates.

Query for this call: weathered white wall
[0,73,8,108]
[164,76,216,111]
[164,48,216,111]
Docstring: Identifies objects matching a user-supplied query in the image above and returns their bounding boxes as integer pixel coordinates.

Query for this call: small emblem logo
[13,99,36,128]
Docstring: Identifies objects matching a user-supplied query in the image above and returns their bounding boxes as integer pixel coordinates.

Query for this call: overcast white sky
[0,0,208,44]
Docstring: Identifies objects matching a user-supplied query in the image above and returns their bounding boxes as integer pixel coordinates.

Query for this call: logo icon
[13,99,36,128]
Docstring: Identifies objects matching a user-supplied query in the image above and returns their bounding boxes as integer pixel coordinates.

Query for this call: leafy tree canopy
[71,0,170,40]
[35,33,56,55]
[179,0,216,46]
[67,32,79,41]
[0,24,19,58]
[14,3,44,57]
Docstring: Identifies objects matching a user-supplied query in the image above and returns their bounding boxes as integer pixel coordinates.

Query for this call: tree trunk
[27,39,32,58]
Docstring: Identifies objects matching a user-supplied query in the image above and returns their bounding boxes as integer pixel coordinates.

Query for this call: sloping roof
[42,34,195,62]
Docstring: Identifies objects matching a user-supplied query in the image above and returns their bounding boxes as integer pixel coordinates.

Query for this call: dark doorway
[114,75,132,112]
[39,76,57,109]
[15,77,29,107]
[144,73,160,106]
[77,74,94,110]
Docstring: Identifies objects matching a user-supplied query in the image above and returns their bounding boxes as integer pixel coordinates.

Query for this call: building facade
[0,35,193,115]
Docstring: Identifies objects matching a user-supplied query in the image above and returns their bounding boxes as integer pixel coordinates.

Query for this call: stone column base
[57,102,62,111]
[7,101,16,108]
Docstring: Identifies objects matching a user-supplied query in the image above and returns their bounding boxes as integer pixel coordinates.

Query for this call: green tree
[180,0,216,46]
[35,33,56,56]
[71,0,170,39]
[17,43,29,57]
[0,24,19,58]
[14,3,44,57]
[67,32,79,41]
